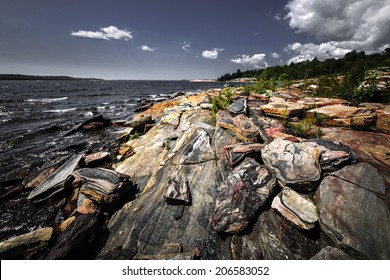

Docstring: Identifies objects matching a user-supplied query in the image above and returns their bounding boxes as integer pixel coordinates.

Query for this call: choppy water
[0,79,226,242]
[0,80,223,177]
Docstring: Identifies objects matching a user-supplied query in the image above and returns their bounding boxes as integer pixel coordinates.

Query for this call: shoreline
[0,84,390,260]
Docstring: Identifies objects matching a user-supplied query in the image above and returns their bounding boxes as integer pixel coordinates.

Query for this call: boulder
[261,138,321,192]
[27,153,84,203]
[227,99,247,115]
[64,115,111,135]
[72,168,133,205]
[250,113,285,143]
[221,143,265,168]
[316,163,390,259]
[260,101,307,118]
[47,214,100,259]
[271,187,318,230]
[306,104,377,128]
[310,246,354,260]
[210,158,276,233]
[304,139,357,172]
[0,227,53,259]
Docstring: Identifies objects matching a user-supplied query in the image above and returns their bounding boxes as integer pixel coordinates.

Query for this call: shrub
[211,86,234,115]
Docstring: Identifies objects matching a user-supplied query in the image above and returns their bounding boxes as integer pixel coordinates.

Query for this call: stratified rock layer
[316,163,390,259]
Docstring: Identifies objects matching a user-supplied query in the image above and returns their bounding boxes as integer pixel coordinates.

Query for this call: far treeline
[0,74,98,81]
[218,49,390,82]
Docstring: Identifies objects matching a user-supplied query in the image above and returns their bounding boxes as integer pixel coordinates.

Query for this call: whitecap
[43,108,77,114]
[83,111,93,117]
[27,97,69,103]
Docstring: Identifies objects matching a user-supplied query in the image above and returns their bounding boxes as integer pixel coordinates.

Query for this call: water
[0,79,226,243]
[0,80,224,177]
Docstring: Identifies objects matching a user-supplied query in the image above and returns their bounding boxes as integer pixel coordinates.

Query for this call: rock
[217,111,259,142]
[304,139,357,172]
[322,129,390,188]
[0,227,53,259]
[310,246,354,260]
[296,97,347,108]
[77,193,98,214]
[72,168,133,205]
[98,120,226,259]
[160,111,181,128]
[316,163,390,259]
[271,188,318,230]
[23,156,69,188]
[164,175,191,205]
[250,113,285,143]
[260,101,307,118]
[133,252,194,260]
[64,115,111,136]
[134,102,153,113]
[306,104,377,128]
[231,210,328,260]
[83,152,110,167]
[56,217,76,233]
[221,142,264,168]
[170,91,185,99]
[210,158,276,233]
[227,98,247,115]
[200,103,212,110]
[127,114,154,133]
[261,138,321,192]
[47,214,100,259]
[158,243,182,255]
[27,153,84,203]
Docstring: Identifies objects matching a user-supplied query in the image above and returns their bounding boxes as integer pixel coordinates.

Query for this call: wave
[26,97,69,103]
[43,108,77,114]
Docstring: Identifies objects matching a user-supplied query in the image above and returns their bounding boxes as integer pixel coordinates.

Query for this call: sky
[0,0,389,80]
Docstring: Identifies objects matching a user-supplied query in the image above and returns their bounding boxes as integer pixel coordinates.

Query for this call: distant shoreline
[0,74,100,81]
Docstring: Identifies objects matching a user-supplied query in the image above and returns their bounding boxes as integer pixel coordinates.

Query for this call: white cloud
[271,52,281,59]
[71,26,133,41]
[274,13,282,21]
[231,53,267,68]
[139,45,156,52]
[285,41,351,64]
[181,41,191,52]
[202,48,224,59]
[285,0,390,62]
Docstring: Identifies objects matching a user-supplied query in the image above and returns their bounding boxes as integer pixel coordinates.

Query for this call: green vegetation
[292,118,322,139]
[211,86,234,115]
[129,131,139,140]
[218,49,390,82]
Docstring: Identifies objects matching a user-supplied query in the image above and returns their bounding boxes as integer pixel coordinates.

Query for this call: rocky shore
[1,85,390,260]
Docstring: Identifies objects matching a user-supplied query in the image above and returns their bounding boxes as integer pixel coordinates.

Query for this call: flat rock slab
[262,138,321,192]
[296,97,347,108]
[27,153,84,203]
[0,227,53,259]
[307,104,377,128]
[72,168,133,205]
[260,101,307,118]
[316,163,390,259]
[211,158,276,233]
[83,152,110,167]
[272,187,318,230]
[222,142,265,168]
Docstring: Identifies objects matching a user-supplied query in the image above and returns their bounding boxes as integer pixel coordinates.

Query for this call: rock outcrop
[316,163,390,259]
[210,158,276,233]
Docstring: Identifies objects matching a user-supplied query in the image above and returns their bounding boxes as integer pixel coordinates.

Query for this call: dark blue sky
[0,0,389,79]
